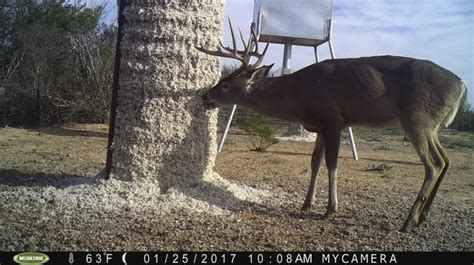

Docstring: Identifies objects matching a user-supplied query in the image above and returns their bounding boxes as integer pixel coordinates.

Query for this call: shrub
[242,114,279,152]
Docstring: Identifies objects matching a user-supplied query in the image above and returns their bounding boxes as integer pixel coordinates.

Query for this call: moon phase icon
[122,252,128,264]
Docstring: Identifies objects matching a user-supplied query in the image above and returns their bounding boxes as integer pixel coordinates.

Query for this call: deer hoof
[301,203,311,212]
[301,199,314,212]
[323,209,336,219]
[399,226,412,233]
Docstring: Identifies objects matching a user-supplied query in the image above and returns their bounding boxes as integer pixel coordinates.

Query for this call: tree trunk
[108,0,223,192]
[34,66,41,127]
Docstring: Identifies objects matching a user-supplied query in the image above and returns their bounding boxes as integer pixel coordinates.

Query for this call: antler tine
[244,26,270,71]
[239,29,248,50]
[259,40,270,58]
[195,45,245,65]
[221,18,253,68]
[247,41,269,71]
[227,17,255,68]
[218,40,235,54]
[216,41,250,68]
[195,19,269,75]
[241,30,253,64]
[250,26,259,52]
[227,17,238,56]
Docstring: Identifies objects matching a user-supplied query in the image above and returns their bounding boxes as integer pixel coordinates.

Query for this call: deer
[196,20,468,232]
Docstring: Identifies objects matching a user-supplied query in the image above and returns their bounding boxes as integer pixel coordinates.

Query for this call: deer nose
[201,93,208,102]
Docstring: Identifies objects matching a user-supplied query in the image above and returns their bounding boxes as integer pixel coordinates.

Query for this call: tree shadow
[177,180,263,211]
[30,126,108,138]
[0,168,99,188]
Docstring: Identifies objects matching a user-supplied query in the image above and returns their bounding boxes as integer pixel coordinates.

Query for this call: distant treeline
[0,0,115,125]
[0,1,472,132]
[450,102,473,132]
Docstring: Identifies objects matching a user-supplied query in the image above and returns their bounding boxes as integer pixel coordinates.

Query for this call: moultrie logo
[12,252,49,265]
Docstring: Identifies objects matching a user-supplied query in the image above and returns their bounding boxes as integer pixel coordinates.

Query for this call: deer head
[196,18,272,109]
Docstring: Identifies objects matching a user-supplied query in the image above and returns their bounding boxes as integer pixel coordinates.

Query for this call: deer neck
[236,76,299,121]
[237,77,276,106]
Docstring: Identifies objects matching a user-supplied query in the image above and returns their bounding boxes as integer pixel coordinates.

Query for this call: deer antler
[195,17,269,77]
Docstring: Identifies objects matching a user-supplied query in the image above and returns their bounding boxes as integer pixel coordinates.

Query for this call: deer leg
[323,127,341,217]
[401,129,443,232]
[302,133,325,211]
[419,136,450,223]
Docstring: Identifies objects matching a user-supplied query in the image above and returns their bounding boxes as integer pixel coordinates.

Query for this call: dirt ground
[0,123,472,251]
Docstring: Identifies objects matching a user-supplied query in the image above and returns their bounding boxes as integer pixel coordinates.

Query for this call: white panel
[253,0,333,46]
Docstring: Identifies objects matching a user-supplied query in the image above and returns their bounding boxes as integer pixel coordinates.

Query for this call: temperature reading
[85,253,113,264]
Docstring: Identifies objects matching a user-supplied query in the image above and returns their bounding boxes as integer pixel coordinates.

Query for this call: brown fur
[201,55,467,232]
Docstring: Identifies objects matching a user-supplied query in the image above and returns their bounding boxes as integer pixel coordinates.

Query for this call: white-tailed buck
[196,21,468,232]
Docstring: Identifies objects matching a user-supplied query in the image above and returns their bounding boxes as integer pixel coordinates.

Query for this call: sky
[95,0,473,105]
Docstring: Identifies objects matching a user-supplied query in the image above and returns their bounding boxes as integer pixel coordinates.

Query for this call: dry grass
[0,124,473,251]
[0,123,107,177]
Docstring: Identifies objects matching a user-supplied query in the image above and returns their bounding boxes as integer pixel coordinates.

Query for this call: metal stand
[314,46,320,63]
[217,104,237,152]
[282,43,292,74]
[218,20,359,160]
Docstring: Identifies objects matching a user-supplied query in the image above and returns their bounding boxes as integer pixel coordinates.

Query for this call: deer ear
[249,64,274,80]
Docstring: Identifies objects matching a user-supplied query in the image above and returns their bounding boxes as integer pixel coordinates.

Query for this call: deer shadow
[361,157,421,167]
[225,149,311,157]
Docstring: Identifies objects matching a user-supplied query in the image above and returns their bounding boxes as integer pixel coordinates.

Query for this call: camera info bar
[0,251,471,265]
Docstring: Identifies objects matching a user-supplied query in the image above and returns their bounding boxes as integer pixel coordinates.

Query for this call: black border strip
[0,251,472,265]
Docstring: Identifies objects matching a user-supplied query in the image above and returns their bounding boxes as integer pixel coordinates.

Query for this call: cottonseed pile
[0,171,285,251]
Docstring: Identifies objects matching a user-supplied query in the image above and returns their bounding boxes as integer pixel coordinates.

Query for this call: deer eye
[221,84,229,90]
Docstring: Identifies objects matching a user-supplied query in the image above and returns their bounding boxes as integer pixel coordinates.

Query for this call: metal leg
[328,40,359,160]
[328,39,336,59]
[347,127,359,160]
[314,46,319,63]
[217,104,237,152]
[282,43,292,74]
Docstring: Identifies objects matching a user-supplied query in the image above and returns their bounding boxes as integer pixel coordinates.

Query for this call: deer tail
[443,80,468,128]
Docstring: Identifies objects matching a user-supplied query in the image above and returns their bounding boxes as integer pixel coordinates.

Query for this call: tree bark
[34,66,41,127]
[108,0,224,192]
